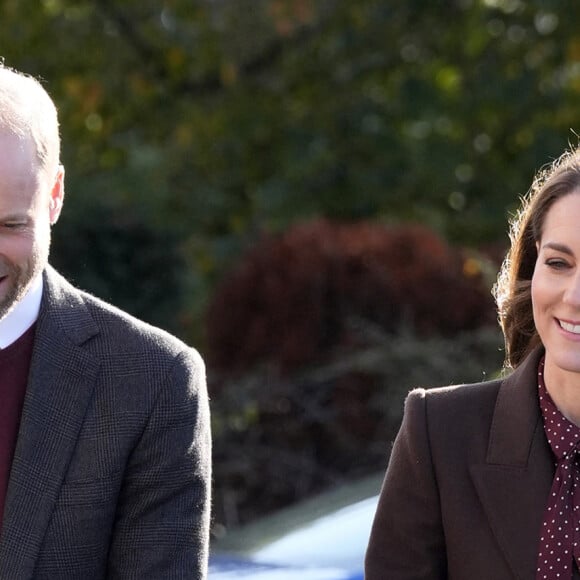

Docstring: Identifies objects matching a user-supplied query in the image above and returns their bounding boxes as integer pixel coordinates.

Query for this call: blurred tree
[4,0,579,526]
[1,0,578,342]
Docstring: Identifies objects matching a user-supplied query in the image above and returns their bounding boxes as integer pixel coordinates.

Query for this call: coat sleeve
[365,388,447,579]
[106,348,211,580]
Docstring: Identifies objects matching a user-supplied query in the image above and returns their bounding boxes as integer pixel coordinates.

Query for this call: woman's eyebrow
[541,241,574,255]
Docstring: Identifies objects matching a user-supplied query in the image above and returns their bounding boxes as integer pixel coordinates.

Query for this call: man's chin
[0,282,27,321]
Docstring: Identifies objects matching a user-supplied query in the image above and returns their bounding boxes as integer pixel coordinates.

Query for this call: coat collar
[471,346,554,580]
[0,266,101,579]
[487,347,547,466]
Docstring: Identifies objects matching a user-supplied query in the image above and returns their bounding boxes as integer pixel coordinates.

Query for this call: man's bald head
[0,65,60,179]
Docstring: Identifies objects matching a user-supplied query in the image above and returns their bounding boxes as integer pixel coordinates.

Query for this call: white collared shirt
[0,275,42,349]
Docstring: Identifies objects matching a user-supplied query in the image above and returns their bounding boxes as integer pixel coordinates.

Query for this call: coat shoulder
[43,266,204,372]
[409,377,503,418]
[402,378,505,461]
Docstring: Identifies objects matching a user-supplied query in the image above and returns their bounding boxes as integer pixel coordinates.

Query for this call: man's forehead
[0,131,41,170]
[0,131,43,195]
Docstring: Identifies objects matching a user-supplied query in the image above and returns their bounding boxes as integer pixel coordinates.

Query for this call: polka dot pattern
[537,358,580,580]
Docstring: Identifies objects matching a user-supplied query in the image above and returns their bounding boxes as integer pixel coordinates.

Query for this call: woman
[365,148,580,579]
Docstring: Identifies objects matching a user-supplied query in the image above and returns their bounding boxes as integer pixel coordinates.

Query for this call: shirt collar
[538,356,580,460]
[0,275,43,349]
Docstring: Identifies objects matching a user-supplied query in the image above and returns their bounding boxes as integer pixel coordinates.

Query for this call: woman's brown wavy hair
[494,148,580,369]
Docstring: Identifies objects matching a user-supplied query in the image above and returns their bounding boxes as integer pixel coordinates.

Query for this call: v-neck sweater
[0,323,36,534]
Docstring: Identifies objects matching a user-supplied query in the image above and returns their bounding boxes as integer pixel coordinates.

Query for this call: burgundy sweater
[0,324,36,532]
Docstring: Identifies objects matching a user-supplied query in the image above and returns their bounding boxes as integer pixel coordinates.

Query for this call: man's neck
[0,276,43,349]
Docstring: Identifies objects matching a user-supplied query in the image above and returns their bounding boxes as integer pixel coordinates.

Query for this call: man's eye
[3,222,25,229]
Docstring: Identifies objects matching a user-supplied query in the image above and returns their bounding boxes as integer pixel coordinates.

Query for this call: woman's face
[532,191,580,374]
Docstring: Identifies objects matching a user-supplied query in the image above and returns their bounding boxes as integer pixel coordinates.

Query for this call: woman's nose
[564,273,580,306]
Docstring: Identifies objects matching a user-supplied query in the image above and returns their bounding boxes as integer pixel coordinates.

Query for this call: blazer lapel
[0,268,100,579]
[471,348,554,580]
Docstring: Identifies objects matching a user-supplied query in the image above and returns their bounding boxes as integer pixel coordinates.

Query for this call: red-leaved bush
[207,220,504,528]
[206,219,497,376]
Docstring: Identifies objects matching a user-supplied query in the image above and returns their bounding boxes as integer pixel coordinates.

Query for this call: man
[0,65,211,578]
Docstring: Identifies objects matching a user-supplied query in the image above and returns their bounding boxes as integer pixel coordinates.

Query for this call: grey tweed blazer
[0,266,211,579]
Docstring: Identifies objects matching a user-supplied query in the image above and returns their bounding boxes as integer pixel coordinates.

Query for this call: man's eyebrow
[541,242,574,256]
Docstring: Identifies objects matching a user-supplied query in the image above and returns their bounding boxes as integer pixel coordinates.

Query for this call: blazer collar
[0,266,101,579]
[471,346,554,580]
[487,346,546,466]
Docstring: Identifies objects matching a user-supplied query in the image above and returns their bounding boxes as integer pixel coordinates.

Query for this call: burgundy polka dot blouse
[538,358,580,579]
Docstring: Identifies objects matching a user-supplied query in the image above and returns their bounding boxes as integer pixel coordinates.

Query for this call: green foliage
[3,0,574,525]
[50,201,188,335]
[2,0,579,341]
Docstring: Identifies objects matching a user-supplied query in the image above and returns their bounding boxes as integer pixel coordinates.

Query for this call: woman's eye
[546,259,570,270]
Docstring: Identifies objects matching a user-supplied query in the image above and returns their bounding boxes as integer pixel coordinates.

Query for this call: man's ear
[49,165,65,225]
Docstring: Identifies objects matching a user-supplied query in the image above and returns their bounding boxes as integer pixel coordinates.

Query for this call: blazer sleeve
[106,348,212,580]
[365,388,447,579]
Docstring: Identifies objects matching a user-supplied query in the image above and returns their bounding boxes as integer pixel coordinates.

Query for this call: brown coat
[364,347,563,580]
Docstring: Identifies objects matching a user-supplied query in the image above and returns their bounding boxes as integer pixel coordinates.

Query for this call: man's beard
[0,252,44,320]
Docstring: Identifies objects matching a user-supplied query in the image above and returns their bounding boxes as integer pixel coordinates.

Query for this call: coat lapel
[0,268,100,579]
[470,348,554,580]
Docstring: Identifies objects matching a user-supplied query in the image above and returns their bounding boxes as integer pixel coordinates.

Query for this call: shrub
[207,220,504,530]
[211,326,504,528]
[206,219,498,375]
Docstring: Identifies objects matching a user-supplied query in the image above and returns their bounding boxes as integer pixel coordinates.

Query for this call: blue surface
[209,553,364,579]
[208,476,381,580]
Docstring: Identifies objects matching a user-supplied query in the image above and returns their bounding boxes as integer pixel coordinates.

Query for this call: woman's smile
[557,318,580,335]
